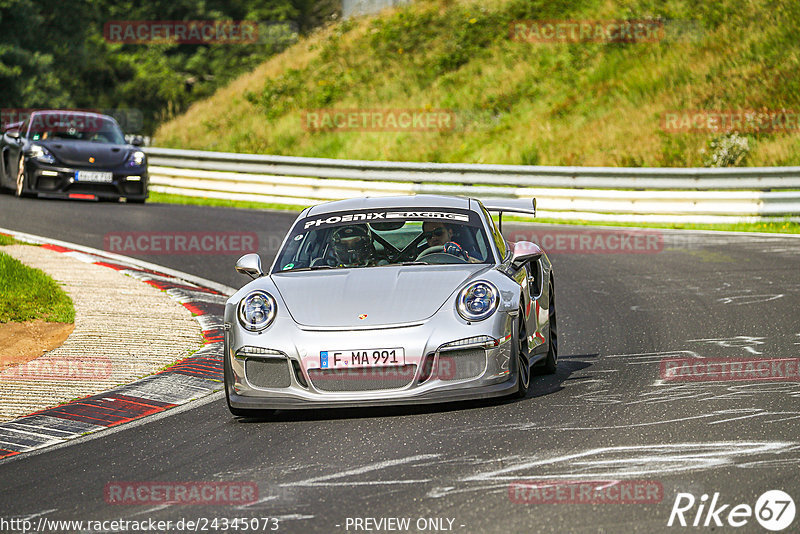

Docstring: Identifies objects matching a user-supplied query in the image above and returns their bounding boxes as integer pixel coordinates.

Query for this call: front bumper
[24,159,149,201]
[225,311,517,410]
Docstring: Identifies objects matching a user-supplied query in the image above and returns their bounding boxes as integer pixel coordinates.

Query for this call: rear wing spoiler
[480,198,536,233]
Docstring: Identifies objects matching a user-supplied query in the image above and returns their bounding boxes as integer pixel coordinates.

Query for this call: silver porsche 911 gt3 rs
[223,195,557,416]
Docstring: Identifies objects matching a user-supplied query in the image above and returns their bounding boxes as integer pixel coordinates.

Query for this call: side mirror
[6,130,20,140]
[235,253,263,279]
[511,241,543,270]
[130,135,144,146]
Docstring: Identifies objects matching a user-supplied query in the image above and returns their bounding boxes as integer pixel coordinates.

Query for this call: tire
[224,352,275,418]
[540,279,558,374]
[14,156,25,197]
[127,198,146,204]
[514,305,531,398]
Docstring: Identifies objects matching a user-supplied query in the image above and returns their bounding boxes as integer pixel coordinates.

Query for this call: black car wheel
[14,156,25,197]
[540,279,558,374]
[514,305,531,398]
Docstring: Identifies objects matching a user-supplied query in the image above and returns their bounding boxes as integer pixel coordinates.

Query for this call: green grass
[0,234,20,246]
[502,215,800,234]
[148,191,303,213]
[155,0,800,168]
[0,252,75,323]
[151,191,800,234]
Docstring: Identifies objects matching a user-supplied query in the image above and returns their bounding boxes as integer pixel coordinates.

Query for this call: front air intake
[308,365,417,392]
[437,348,487,381]
[245,358,292,388]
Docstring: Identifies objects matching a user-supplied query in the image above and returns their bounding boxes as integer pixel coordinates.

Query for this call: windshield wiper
[282,265,335,272]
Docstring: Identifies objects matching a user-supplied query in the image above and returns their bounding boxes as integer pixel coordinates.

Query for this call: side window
[19,119,30,138]
[481,205,507,259]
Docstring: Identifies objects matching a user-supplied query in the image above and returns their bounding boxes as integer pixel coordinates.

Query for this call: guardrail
[144,147,800,223]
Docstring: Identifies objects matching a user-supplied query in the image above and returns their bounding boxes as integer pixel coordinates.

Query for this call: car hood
[38,140,131,167]
[271,264,491,327]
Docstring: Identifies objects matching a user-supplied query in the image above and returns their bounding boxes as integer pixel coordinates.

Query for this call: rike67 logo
[668,490,795,531]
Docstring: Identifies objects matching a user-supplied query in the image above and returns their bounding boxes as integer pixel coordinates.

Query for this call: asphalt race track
[1,195,799,533]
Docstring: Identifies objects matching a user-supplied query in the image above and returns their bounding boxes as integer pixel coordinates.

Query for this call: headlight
[127,150,145,167]
[29,144,55,164]
[457,281,499,322]
[237,291,277,331]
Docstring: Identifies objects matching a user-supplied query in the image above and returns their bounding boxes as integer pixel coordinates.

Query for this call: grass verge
[150,191,800,234]
[0,234,21,246]
[501,215,800,234]
[155,0,800,168]
[0,252,75,323]
[148,191,304,212]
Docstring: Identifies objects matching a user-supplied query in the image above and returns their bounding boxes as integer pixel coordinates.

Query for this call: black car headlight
[237,291,277,331]
[457,281,499,322]
[127,150,145,167]
[29,144,56,164]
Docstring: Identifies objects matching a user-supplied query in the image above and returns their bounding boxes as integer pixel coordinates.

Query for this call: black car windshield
[28,113,126,144]
[274,208,495,272]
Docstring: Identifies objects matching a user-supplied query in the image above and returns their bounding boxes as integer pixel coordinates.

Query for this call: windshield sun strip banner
[300,209,474,231]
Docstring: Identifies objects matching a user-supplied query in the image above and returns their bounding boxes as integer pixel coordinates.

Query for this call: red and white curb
[0,229,235,461]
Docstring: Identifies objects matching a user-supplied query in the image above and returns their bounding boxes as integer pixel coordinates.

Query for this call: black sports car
[0,110,148,202]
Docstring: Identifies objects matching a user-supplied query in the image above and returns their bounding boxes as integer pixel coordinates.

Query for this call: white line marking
[0,391,225,466]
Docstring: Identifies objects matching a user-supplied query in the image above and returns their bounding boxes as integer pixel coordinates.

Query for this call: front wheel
[540,279,558,374]
[514,306,530,398]
[15,156,25,197]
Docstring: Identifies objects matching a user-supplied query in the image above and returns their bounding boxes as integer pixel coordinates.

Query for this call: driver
[422,221,454,248]
[330,225,384,267]
[421,221,478,262]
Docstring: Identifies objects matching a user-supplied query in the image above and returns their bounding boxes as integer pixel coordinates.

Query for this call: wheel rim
[15,157,24,196]
[518,310,530,389]
[548,283,558,364]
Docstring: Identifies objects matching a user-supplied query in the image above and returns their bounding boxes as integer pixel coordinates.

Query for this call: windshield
[28,114,126,144]
[273,208,494,272]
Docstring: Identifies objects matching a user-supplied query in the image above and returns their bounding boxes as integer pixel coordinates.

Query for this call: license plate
[74,170,113,183]
[320,348,405,369]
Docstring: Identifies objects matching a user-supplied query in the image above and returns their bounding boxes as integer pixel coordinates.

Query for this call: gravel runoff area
[0,244,204,421]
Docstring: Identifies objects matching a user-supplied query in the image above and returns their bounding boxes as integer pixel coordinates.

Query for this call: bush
[701,133,751,167]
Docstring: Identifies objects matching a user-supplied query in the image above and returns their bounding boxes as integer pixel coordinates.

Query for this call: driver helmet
[331,225,375,266]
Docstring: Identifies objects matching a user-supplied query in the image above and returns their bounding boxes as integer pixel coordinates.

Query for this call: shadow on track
[230,354,597,424]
